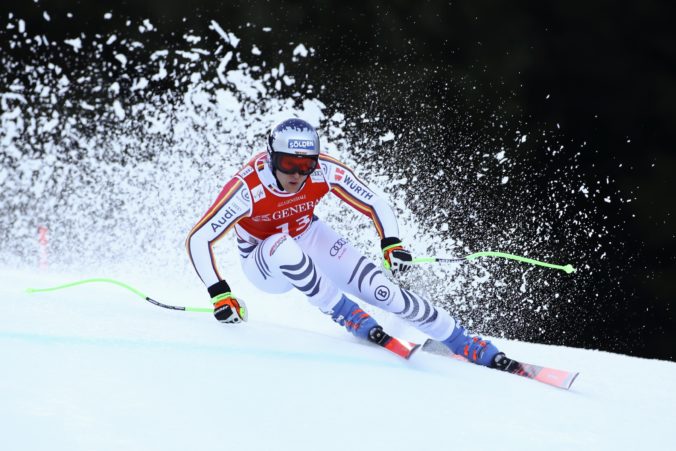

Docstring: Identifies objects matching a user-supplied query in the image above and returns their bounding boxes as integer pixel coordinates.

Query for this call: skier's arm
[186,177,251,320]
[320,154,399,239]
[320,154,413,273]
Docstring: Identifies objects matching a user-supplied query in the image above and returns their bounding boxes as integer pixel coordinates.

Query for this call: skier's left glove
[381,237,413,274]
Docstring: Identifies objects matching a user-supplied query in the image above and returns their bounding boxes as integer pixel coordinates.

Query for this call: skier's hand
[212,293,248,323]
[381,237,413,275]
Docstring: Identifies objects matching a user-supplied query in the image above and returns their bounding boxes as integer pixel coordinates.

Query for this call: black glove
[381,237,413,274]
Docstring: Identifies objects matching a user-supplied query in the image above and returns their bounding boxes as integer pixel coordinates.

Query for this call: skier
[186,118,509,367]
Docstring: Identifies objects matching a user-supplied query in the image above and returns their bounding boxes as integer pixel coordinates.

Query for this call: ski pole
[26,278,214,313]
[412,251,576,274]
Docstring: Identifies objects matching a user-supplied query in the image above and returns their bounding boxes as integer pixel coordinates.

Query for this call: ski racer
[186,118,510,367]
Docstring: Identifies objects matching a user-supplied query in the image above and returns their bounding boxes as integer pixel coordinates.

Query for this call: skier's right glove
[212,293,248,323]
[208,280,247,323]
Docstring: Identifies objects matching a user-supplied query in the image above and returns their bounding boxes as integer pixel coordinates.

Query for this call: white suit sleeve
[185,177,251,288]
[319,154,399,239]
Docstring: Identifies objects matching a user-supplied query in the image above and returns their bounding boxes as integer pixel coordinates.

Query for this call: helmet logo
[287,139,315,150]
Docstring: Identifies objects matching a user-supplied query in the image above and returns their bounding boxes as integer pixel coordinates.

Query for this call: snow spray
[0,11,622,343]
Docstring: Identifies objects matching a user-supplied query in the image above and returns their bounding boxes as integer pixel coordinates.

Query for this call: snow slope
[1,268,674,451]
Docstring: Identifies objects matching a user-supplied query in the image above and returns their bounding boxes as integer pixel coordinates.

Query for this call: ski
[421,339,579,390]
[368,327,420,359]
[368,328,578,389]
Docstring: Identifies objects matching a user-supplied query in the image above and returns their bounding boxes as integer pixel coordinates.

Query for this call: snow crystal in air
[108,81,120,95]
[293,44,309,57]
[331,112,345,122]
[64,38,82,52]
[114,53,128,66]
[216,51,233,83]
[131,77,149,91]
[184,34,201,44]
[378,131,395,144]
[112,100,125,120]
[209,20,239,48]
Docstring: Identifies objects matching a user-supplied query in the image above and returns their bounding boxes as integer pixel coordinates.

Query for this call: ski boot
[329,295,420,359]
[329,294,379,340]
[441,325,501,367]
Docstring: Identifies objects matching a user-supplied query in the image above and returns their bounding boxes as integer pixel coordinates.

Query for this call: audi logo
[330,238,347,256]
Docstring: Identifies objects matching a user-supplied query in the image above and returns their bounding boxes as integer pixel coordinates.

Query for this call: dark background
[2,1,674,360]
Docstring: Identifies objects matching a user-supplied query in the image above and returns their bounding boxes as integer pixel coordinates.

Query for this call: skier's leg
[239,237,294,295]
[239,232,380,339]
[302,221,501,366]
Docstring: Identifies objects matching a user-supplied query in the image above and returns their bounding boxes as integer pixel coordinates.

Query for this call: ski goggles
[272,153,319,175]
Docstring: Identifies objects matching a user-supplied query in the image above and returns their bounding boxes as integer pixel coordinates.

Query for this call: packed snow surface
[1,268,674,451]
